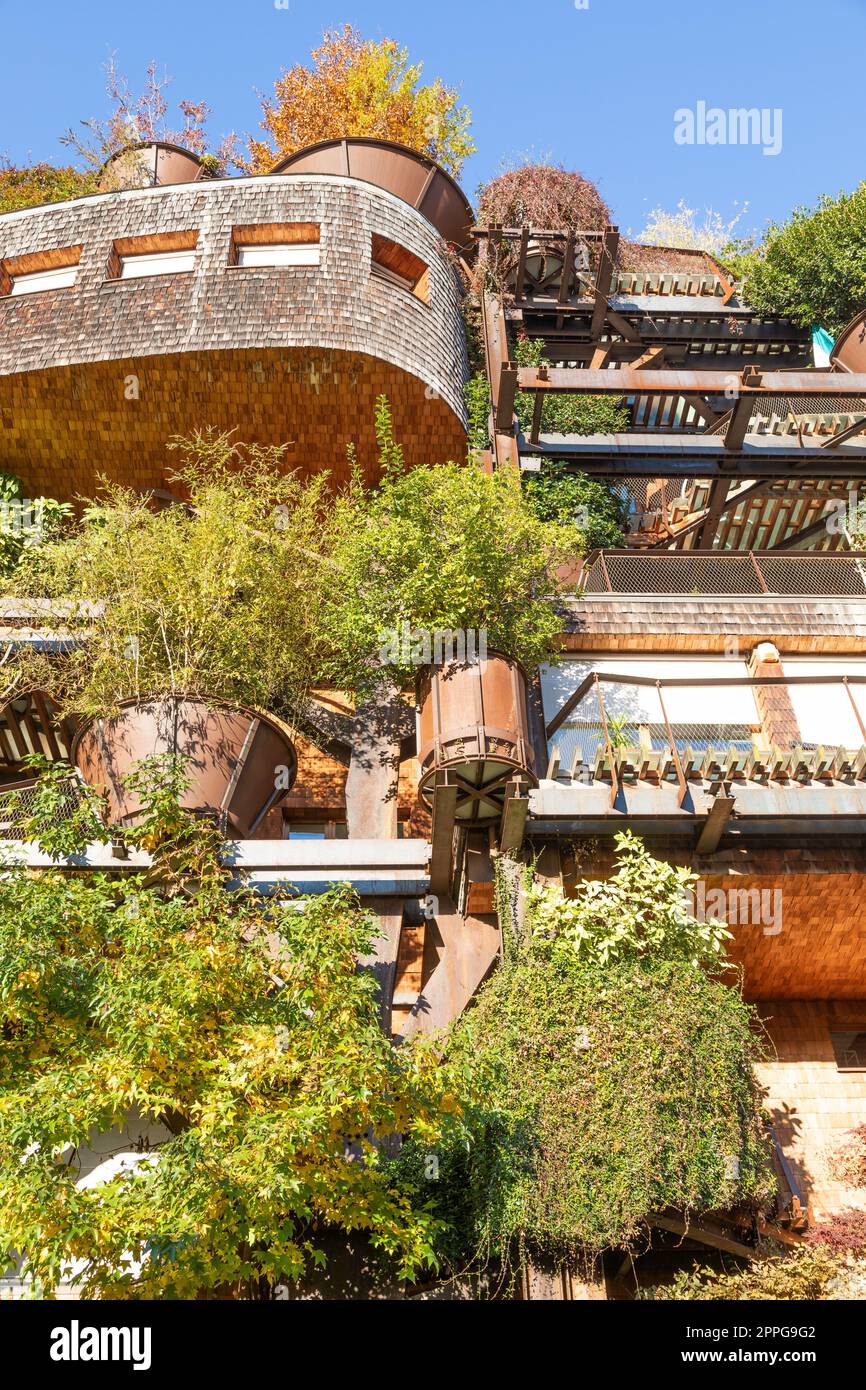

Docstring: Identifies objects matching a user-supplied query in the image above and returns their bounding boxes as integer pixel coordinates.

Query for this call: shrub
[733,184,866,337]
[512,335,629,439]
[522,465,626,551]
[828,1123,866,1189]
[0,472,70,578]
[316,397,578,692]
[0,762,476,1297]
[807,1208,866,1256]
[0,160,96,214]
[393,838,772,1275]
[477,163,610,233]
[526,830,732,969]
[647,1244,866,1300]
[8,432,328,719]
[244,25,474,179]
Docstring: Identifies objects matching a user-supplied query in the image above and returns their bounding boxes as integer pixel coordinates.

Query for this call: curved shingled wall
[0,174,468,498]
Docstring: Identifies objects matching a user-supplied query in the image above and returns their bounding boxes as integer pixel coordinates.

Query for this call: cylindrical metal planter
[71,696,297,838]
[417,652,537,825]
[272,137,474,248]
[831,310,866,374]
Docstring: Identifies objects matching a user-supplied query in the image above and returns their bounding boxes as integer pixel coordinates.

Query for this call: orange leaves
[244,25,474,178]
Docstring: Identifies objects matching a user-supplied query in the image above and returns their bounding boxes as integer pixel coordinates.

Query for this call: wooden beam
[651,1214,756,1260]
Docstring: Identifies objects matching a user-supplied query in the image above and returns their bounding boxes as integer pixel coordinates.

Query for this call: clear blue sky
[2,0,864,238]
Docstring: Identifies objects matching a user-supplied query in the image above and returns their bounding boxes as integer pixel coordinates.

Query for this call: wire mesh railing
[581,550,866,596]
[0,777,86,840]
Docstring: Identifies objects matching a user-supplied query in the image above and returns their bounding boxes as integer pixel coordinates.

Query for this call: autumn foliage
[244,25,474,177]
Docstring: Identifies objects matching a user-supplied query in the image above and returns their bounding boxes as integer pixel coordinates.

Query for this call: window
[107,231,199,281]
[284,820,348,841]
[371,234,429,304]
[229,223,320,268]
[831,1030,866,1070]
[120,249,196,279]
[0,245,82,298]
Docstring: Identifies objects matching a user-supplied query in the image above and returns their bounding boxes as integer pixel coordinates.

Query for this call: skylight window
[107,231,199,282]
[370,234,429,304]
[0,245,83,298]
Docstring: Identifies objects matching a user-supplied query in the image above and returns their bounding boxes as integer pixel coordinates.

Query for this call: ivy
[393,835,773,1276]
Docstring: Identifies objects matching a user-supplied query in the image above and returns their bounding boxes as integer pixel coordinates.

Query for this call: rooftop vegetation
[244,24,474,177]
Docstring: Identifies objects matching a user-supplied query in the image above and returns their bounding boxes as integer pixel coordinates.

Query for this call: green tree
[8,432,328,719]
[316,397,578,692]
[729,184,866,337]
[0,762,474,1298]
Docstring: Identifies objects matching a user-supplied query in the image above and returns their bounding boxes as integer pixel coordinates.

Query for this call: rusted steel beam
[515,436,866,478]
[770,513,836,550]
[499,777,530,854]
[695,794,735,853]
[515,225,529,301]
[558,230,575,304]
[695,476,732,544]
[724,393,755,451]
[428,774,458,896]
[820,414,866,448]
[495,364,519,433]
[514,366,866,397]
[590,225,620,339]
[628,344,668,370]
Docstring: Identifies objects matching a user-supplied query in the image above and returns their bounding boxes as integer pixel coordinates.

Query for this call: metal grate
[0,777,85,840]
[582,550,866,596]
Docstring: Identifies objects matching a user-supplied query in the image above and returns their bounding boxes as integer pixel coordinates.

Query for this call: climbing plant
[393,835,773,1278]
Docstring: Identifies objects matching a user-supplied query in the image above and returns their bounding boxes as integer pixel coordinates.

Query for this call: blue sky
[2,0,864,238]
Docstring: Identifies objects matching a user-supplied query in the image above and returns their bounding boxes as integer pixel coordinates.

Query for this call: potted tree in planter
[315,398,583,824]
[9,433,328,836]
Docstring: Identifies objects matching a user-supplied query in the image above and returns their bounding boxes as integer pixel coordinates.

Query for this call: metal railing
[0,777,86,840]
[580,550,866,596]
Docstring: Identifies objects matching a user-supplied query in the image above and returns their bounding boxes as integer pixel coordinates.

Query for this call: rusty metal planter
[417,652,537,825]
[71,696,297,837]
[272,137,473,248]
[832,310,866,374]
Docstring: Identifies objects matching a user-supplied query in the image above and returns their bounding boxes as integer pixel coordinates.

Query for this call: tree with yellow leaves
[244,25,475,178]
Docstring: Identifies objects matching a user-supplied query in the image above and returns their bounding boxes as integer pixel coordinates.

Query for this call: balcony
[534,665,866,838]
